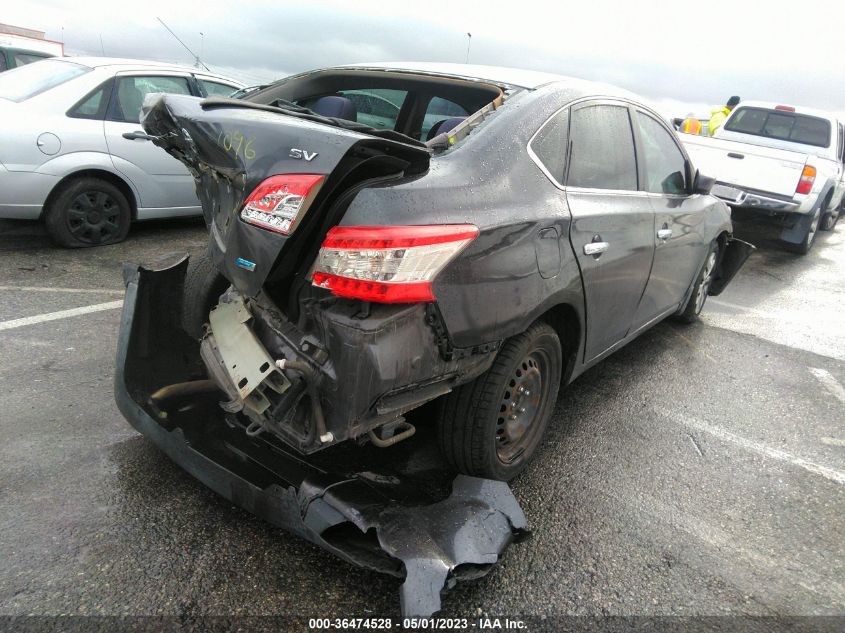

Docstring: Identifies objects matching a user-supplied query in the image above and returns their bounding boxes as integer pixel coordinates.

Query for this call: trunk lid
[141,94,430,297]
[682,135,807,198]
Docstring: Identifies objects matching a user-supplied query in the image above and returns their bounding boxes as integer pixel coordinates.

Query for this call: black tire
[675,240,719,324]
[784,206,821,255]
[820,200,840,232]
[436,321,562,481]
[44,177,131,248]
[182,250,229,339]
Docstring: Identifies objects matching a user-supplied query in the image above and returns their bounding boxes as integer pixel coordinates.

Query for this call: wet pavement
[0,216,843,623]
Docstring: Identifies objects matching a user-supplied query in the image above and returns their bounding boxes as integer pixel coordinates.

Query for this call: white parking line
[0,301,123,332]
[655,407,845,485]
[808,367,845,404]
[0,285,124,295]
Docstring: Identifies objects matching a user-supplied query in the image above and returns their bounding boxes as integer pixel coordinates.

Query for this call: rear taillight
[311,224,479,303]
[240,174,323,234]
[796,165,816,195]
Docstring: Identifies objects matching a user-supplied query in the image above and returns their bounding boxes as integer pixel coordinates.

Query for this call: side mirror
[693,169,715,195]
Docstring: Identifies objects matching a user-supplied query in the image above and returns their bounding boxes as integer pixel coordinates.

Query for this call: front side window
[110,75,191,123]
[635,112,688,195]
[725,107,831,148]
[567,104,638,191]
[300,88,407,130]
[0,54,8,72]
[0,59,89,102]
[339,88,406,130]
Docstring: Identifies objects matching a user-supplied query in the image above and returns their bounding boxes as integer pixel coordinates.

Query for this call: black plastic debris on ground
[114,257,528,617]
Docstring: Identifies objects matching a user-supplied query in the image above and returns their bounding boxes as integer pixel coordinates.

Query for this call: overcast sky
[7,0,845,118]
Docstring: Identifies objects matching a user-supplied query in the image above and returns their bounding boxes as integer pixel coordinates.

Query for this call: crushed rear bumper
[114,255,527,617]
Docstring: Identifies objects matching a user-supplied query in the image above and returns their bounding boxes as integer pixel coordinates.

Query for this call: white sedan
[0,57,244,247]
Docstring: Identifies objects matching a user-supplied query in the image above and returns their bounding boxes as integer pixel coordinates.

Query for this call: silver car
[0,57,244,247]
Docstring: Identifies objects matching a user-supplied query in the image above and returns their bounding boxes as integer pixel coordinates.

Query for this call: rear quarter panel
[341,85,587,350]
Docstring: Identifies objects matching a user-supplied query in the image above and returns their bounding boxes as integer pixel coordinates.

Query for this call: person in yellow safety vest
[708,95,741,136]
[680,114,703,135]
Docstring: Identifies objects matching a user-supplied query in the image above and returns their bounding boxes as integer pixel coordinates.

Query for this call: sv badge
[290,148,318,161]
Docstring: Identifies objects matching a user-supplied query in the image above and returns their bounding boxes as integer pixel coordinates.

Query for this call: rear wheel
[45,177,131,248]
[182,250,229,338]
[436,321,562,481]
[784,206,821,255]
[820,199,840,232]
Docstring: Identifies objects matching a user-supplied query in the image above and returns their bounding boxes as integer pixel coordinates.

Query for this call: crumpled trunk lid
[141,94,430,297]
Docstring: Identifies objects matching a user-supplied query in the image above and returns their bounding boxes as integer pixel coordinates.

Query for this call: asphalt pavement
[0,216,842,628]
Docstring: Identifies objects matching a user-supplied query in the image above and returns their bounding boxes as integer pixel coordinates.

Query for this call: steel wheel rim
[66,191,121,245]
[695,250,717,314]
[496,349,550,464]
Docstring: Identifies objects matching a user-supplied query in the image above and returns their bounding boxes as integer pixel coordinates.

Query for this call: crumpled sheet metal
[375,477,526,616]
[306,475,527,617]
[115,258,528,618]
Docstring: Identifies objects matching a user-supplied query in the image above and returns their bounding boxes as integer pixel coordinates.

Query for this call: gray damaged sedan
[115,63,754,616]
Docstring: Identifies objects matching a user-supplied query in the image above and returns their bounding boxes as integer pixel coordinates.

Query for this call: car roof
[54,56,243,84]
[733,100,839,122]
[335,62,571,90]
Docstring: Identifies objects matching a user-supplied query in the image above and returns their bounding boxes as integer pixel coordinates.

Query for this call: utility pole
[465,32,472,64]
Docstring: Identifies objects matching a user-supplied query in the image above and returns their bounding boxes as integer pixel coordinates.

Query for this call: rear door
[103,72,200,213]
[631,110,709,327]
[565,101,655,361]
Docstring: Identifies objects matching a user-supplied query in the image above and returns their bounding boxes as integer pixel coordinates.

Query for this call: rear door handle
[657,228,673,240]
[727,152,745,159]
[583,241,609,256]
[122,131,154,141]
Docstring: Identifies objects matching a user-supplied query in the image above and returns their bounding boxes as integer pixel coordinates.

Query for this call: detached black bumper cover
[114,256,527,617]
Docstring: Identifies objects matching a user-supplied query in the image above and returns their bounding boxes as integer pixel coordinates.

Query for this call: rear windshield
[724,107,831,148]
[0,59,90,102]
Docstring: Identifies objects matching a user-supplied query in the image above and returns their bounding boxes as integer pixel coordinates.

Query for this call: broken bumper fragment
[114,256,528,617]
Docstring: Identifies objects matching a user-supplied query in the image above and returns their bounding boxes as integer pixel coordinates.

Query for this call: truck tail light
[311,225,479,303]
[796,165,816,195]
[240,174,324,234]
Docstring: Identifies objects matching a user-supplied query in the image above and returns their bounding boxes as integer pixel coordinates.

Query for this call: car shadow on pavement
[107,432,404,616]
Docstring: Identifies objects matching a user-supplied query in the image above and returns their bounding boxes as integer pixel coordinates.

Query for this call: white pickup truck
[681,101,845,254]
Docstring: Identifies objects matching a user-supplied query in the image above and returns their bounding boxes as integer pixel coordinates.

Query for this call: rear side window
[0,54,7,72]
[200,79,236,97]
[13,52,51,67]
[567,105,638,191]
[110,75,192,123]
[0,59,89,102]
[67,80,112,120]
[635,112,688,195]
[725,107,831,148]
[529,108,569,184]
